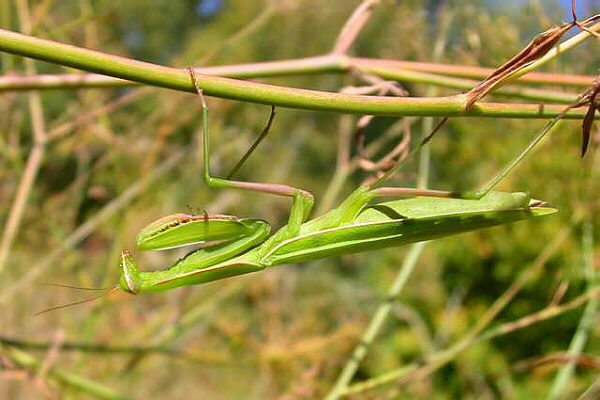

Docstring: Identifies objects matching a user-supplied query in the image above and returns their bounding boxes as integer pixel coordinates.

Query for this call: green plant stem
[339,213,579,397]
[326,18,441,398]
[342,287,600,397]
[324,242,427,400]
[363,65,579,104]
[0,336,195,360]
[548,225,598,399]
[356,58,593,87]
[0,28,593,119]
[6,347,131,400]
[0,0,13,72]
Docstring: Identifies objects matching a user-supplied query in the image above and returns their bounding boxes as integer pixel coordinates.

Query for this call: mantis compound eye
[119,250,141,295]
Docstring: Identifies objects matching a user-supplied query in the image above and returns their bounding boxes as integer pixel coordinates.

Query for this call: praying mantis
[117,69,557,295]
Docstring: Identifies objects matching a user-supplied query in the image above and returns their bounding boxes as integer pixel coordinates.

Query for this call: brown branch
[332,0,381,54]
[512,352,600,373]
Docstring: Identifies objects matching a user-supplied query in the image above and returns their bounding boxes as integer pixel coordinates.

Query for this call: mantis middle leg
[188,68,314,238]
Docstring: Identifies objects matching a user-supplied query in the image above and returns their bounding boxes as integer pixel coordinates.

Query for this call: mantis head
[119,250,142,295]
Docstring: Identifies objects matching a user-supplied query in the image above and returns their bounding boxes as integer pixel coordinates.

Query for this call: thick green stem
[0,28,592,119]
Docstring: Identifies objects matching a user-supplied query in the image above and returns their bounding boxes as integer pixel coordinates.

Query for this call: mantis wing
[263,192,556,266]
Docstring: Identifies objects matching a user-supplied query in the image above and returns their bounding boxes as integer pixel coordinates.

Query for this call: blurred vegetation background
[1,0,599,399]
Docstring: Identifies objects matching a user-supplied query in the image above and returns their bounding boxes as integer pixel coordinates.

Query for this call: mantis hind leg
[188,68,314,235]
[461,116,566,200]
[370,114,566,202]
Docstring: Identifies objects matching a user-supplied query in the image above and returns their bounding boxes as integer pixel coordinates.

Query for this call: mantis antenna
[35,287,119,316]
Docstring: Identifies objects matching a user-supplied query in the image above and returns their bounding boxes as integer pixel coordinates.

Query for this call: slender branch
[343,287,600,397]
[0,54,343,91]
[325,243,427,400]
[511,352,600,373]
[0,28,593,119]
[359,65,579,104]
[356,58,594,87]
[549,161,600,398]
[0,56,594,93]
[6,347,131,400]
[477,288,600,343]
[0,145,44,273]
[0,0,48,275]
[578,375,600,399]
[325,17,453,397]
[331,0,381,54]
[340,213,579,397]
[0,336,221,363]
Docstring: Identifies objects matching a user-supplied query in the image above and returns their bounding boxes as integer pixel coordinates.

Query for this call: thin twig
[331,0,381,55]
[6,347,131,400]
[324,15,454,398]
[512,352,600,373]
[348,67,410,175]
[548,131,600,398]
[0,0,48,275]
[578,375,600,399]
[360,63,581,104]
[0,335,224,363]
[316,116,416,215]
[35,330,64,384]
[343,287,600,396]
[324,242,427,400]
[199,3,281,64]
[340,211,579,396]
[478,289,600,343]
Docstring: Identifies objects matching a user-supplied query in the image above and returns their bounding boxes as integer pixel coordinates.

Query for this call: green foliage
[1,0,599,399]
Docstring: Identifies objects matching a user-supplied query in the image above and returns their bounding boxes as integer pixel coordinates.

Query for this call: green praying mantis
[115,68,557,295]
